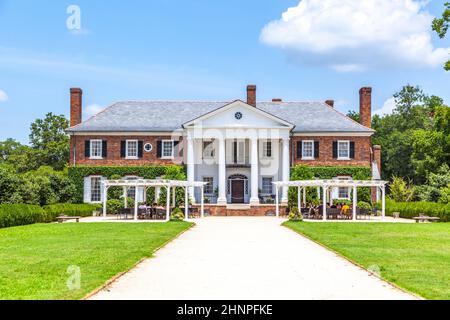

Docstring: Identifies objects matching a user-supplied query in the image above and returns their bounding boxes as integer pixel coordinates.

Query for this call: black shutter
[157,141,162,158]
[120,141,126,158]
[350,142,355,159]
[138,141,144,158]
[85,140,90,158]
[174,141,180,158]
[102,141,107,158]
[332,141,338,159]
[314,141,320,159]
[296,141,302,158]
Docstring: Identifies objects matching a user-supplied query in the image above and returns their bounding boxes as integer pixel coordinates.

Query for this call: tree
[389,176,415,202]
[0,139,42,173]
[346,111,360,122]
[432,2,450,71]
[29,113,70,170]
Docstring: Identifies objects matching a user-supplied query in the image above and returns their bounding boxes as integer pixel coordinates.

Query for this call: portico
[182,100,294,207]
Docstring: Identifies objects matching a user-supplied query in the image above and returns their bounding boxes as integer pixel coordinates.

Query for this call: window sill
[126,157,139,160]
[161,156,174,160]
[89,157,103,160]
[337,157,351,161]
[301,157,315,161]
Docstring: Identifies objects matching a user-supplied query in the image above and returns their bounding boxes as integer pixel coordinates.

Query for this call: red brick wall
[70,135,183,166]
[292,136,372,167]
[70,88,82,127]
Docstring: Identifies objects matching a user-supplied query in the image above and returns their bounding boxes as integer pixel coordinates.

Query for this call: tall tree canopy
[432,2,450,70]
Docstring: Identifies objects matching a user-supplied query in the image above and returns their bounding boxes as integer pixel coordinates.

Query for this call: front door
[231,180,245,204]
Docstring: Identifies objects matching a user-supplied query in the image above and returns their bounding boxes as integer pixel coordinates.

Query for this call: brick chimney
[247,85,256,107]
[70,88,83,127]
[359,87,372,128]
[325,100,334,108]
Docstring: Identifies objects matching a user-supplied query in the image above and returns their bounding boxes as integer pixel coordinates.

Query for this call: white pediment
[183,100,294,129]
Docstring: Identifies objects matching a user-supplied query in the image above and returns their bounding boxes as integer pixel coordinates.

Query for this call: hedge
[383,199,450,222]
[68,165,184,203]
[42,203,101,221]
[0,204,47,228]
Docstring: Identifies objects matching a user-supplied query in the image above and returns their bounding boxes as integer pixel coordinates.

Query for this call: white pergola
[101,179,207,221]
[273,180,388,221]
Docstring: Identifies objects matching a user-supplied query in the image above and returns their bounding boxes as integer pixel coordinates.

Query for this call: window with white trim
[203,177,214,194]
[126,140,138,159]
[90,176,102,202]
[90,140,103,159]
[262,177,273,194]
[162,140,174,158]
[262,141,272,158]
[302,141,314,159]
[338,141,350,159]
[203,141,215,159]
[337,176,351,199]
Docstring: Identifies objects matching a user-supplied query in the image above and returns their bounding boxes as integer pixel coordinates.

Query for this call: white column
[184,187,189,221]
[381,186,386,221]
[275,186,280,218]
[134,184,138,221]
[297,187,301,209]
[201,186,205,218]
[186,136,195,203]
[353,186,357,221]
[217,137,227,205]
[322,187,327,221]
[281,138,290,204]
[166,186,171,222]
[103,185,108,217]
[250,138,259,205]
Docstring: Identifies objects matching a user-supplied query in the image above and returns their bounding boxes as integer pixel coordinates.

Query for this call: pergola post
[322,186,327,221]
[303,187,306,208]
[123,187,128,208]
[166,186,171,222]
[200,186,205,218]
[352,186,357,221]
[134,183,139,221]
[381,185,386,221]
[103,184,108,217]
[297,186,301,209]
[275,186,279,218]
[172,186,176,208]
[155,186,160,204]
[184,187,189,221]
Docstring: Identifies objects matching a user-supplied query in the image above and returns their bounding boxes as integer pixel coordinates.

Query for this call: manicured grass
[0,222,192,300]
[284,222,450,300]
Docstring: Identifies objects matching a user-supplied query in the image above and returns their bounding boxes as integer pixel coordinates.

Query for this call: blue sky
[0,0,449,143]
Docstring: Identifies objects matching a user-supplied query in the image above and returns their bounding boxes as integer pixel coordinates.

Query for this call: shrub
[383,199,450,222]
[170,207,185,221]
[42,203,101,221]
[0,204,47,228]
[288,206,303,222]
[357,201,372,210]
[389,176,415,202]
[106,199,123,215]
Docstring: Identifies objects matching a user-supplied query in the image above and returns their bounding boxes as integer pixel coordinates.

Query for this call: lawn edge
[282,222,424,300]
[81,222,195,300]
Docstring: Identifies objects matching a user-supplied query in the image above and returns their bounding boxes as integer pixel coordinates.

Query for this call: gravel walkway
[90,217,416,300]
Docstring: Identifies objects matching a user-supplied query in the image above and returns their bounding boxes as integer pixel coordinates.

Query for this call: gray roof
[67,100,374,133]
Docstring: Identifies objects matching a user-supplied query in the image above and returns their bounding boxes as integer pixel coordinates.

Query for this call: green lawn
[0,222,192,300]
[284,222,450,300]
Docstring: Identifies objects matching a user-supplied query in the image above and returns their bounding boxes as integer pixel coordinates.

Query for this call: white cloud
[374,97,396,116]
[260,0,450,72]
[85,104,105,118]
[0,89,8,102]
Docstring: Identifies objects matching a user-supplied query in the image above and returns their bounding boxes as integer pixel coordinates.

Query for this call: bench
[57,216,81,223]
[413,216,440,223]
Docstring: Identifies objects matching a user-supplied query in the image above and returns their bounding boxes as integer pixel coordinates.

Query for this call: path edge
[282,223,424,300]
[81,222,196,300]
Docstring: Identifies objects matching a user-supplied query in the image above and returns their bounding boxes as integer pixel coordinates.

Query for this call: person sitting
[341,203,351,218]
